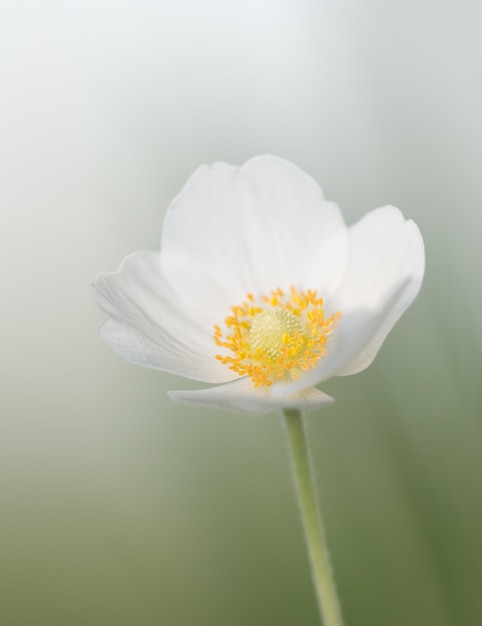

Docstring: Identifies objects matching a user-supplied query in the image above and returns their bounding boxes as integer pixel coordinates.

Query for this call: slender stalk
[283,408,344,626]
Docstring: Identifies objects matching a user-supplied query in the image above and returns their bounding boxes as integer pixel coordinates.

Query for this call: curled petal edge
[168,378,334,416]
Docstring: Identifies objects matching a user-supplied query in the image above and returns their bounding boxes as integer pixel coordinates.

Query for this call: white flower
[93,156,425,415]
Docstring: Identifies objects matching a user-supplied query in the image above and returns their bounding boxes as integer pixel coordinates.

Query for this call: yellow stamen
[214,286,341,388]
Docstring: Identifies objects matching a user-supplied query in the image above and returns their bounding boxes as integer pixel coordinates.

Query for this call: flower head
[93,156,424,415]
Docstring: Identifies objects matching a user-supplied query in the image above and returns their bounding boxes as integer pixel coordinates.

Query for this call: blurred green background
[1,1,481,625]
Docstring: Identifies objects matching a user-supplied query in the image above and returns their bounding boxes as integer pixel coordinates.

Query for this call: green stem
[283,408,344,626]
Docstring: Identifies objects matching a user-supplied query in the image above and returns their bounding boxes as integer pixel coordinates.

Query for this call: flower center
[250,309,304,359]
[214,287,341,388]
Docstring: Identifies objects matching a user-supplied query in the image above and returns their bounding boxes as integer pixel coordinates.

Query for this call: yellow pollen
[213,286,341,388]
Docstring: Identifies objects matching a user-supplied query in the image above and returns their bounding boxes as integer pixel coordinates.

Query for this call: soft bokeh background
[1,1,481,625]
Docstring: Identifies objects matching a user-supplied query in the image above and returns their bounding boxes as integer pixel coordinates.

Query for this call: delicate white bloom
[93,156,425,415]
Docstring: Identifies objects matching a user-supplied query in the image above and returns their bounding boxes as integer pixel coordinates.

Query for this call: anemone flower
[93,155,424,626]
[94,155,424,415]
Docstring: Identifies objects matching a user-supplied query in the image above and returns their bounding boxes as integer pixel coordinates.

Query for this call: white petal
[93,251,234,383]
[271,278,412,396]
[168,378,334,416]
[272,207,425,396]
[161,155,349,331]
[330,206,425,376]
